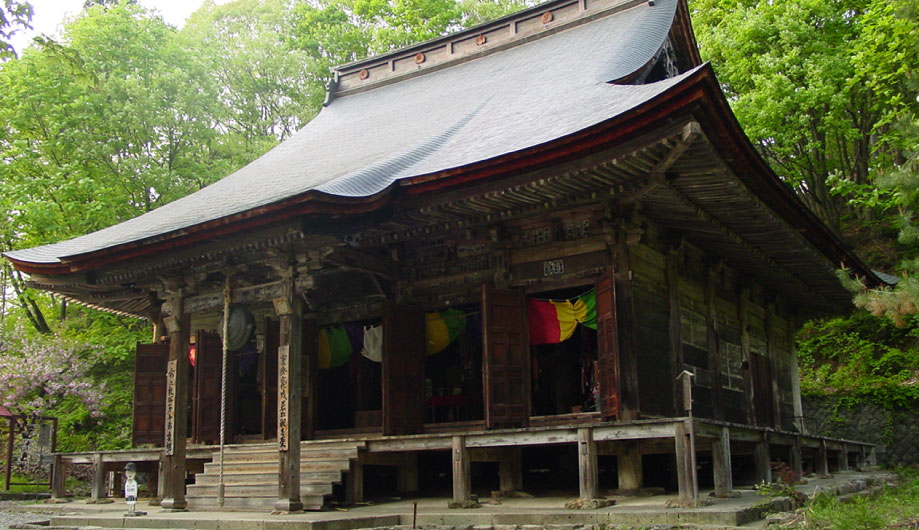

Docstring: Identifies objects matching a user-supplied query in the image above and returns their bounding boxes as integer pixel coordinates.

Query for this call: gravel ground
[0,510,50,530]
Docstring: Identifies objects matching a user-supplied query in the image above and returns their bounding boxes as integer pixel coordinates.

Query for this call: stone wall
[802,395,919,467]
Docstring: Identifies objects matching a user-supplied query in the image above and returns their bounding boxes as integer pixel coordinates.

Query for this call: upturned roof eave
[5,65,884,295]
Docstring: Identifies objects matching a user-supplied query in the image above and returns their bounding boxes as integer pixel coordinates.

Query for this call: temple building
[3,0,879,511]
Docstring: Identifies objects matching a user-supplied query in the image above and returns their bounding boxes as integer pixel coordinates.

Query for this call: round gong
[220,306,255,351]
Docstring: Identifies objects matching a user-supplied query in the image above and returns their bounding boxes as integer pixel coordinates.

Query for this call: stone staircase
[186,440,365,511]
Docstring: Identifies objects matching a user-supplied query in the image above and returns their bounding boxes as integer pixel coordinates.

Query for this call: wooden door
[482,285,530,429]
[596,269,621,420]
[262,320,279,440]
[750,353,774,428]
[194,331,233,444]
[382,303,426,435]
[132,342,169,447]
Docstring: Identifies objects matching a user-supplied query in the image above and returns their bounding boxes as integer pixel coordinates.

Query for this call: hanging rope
[217,273,232,507]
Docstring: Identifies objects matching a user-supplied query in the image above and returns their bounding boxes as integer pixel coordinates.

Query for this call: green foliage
[796,311,919,408]
[691,0,919,236]
[0,0,32,60]
[796,474,919,530]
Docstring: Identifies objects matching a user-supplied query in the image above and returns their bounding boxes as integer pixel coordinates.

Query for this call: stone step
[203,460,349,474]
[193,470,341,485]
[209,448,358,463]
[187,482,333,497]
[186,493,325,511]
[219,440,365,453]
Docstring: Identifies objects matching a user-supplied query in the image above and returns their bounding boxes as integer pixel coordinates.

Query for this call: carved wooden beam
[184,276,314,314]
[323,247,396,278]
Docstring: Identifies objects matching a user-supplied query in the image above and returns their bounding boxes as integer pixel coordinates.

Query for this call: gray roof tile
[6,0,680,264]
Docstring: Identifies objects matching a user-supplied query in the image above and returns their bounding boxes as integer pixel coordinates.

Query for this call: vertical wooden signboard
[482,285,530,429]
[382,303,425,436]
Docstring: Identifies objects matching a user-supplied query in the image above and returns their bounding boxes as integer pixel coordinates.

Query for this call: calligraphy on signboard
[277,345,290,451]
[164,360,177,456]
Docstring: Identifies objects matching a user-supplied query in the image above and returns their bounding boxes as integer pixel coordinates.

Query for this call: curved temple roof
[4,0,884,309]
[6,0,686,266]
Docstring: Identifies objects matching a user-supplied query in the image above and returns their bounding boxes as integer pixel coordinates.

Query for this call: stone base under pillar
[273,499,304,513]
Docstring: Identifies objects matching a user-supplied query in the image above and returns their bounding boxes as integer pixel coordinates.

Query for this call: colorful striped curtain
[318,326,353,369]
[527,290,597,345]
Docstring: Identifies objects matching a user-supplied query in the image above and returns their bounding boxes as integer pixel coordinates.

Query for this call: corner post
[51,454,66,500]
[160,284,189,511]
[274,265,303,513]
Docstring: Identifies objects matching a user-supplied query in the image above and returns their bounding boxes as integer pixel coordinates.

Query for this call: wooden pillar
[398,453,419,494]
[274,272,303,512]
[617,441,642,492]
[705,268,723,421]
[667,250,684,417]
[674,421,695,501]
[754,434,771,484]
[578,428,599,500]
[614,230,640,420]
[452,436,471,502]
[838,444,849,471]
[160,287,189,511]
[346,460,364,504]
[499,447,522,492]
[51,454,66,500]
[90,452,110,503]
[712,427,732,496]
[790,437,803,478]
[816,440,829,475]
[739,288,755,425]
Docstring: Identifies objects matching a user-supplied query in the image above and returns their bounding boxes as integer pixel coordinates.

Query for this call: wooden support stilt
[110,470,122,500]
[452,436,471,502]
[790,437,803,478]
[712,427,732,497]
[838,444,849,472]
[89,452,110,503]
[578,428,599,500]
[154,453,165,504]
[398,453,418,494]
[674,422,695,502]
[753,434,771,484]
[346,460,364,504]
[160,287,189,511]
[499,447,522,492]
[856,446,867,471]
[51,454,66,500]
[617,441,642,492]
[816,440,829,476]
[274,272,303,513]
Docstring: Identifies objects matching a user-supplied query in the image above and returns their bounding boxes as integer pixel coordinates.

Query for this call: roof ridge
[328,0,650,99]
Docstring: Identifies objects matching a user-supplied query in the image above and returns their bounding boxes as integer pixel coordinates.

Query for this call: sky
[10,0,214,52]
